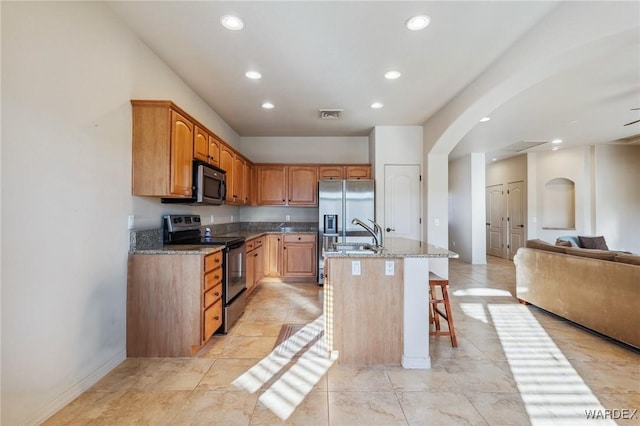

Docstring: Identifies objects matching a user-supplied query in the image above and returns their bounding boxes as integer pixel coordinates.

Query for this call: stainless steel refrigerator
[318,179,375,283]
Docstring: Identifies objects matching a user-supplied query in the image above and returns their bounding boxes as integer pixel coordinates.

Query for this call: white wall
[1,3,240,424]
[594,145,640,252]
[240,136,368,164]
[448,154,486,264]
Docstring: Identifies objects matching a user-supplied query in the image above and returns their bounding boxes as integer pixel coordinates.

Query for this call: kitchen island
[323,237,458,369]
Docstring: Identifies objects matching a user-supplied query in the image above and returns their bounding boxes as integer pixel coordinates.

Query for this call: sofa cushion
[555,240,572,247]
[526,239,566,253]
[565,247,617,261]
[556,236,581,247]
[615,253,640,266]
[578,235,609,250]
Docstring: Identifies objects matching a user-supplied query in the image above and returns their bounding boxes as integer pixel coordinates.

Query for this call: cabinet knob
[254,253,258,257]
[215,258,220,263]
[214,292,220,297]
[214,275,220,280]
[214,316,220,321]
[282,199,285,202]
[298,237,301,240]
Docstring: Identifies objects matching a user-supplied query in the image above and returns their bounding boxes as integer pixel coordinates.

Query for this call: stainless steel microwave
[161,161,226,205]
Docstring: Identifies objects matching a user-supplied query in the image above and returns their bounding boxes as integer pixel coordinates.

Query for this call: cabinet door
[288,166,318,206]
[233,156,245,204]
[319,166,344,180]
[257,165,287,205]
[254,245,264,287]
[246,248,256,294]
[283,241,317,277]
[220,144,235,203]
[243,162,252,205]
[345,165,371,179]
[264,234,282,277]
[169,110,194,196]
[194,125,209,163]
[208,135,220,167]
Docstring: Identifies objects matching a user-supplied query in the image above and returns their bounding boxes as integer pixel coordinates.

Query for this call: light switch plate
[127,215,135,229]
[352,260,361,276]
[385,261,394,275]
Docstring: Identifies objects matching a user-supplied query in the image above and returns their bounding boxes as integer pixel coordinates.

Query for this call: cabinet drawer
[246,240,255,251]
[204,267,222,291]
[204,283,222,308]
[203,299,223,341]
[254,237,264,248]
[283,234,316,243]
[204,251,223,272]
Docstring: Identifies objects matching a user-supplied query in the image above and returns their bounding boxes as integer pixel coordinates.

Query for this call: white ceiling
[108,1,640,160]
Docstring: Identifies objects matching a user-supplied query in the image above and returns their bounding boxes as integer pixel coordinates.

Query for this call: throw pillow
[565,247,617,261]
[526,239,566,254]
[555,240,572,247]
[614,253,640,266]
[578,235,609,250]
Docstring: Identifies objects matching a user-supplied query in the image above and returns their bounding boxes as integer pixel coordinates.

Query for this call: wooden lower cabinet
[283,234,317,278]
[262,233,317,283]
[127,250,223,357]
[246,236,265,295]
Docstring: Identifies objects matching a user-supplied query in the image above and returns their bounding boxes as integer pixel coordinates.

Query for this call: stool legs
[428,277,457,347]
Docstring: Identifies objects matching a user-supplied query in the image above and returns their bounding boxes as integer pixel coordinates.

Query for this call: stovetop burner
[163,214,245,247]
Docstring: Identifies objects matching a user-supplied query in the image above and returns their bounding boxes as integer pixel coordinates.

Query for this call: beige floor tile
[327,364,394,392]
[93,390,191,425]
[89,358,148,392]
[197,358,264,391]
[397,391,488,426]
[233,320,286,337]
[170,390,258,426]
[250,390,329,425]
[385,365,466,392]
[328,391,407,425]
[199,335,278,359]
[42,391,125,425]
[570,359,640,395]
[465,392,530,425]
[129,358,214,391]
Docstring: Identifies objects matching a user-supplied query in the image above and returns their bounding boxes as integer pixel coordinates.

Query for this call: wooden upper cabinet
[233,155,245,204]
[243,162,252,205]
[318,166,344,180]
[346,165,371,179]
[257,165,287,205]
[169,110,194,196]
[219,144,235,203]
[208,135,220,167]
[193,125,209,163]
[131,101,194,197]
[288,166,318,206]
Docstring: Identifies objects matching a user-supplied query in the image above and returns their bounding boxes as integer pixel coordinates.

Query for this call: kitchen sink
[327,242,381,254]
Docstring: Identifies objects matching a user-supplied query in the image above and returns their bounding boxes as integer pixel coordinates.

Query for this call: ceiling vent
[611,133,640,145]
[505,140,549,152]
[319,109,343,120]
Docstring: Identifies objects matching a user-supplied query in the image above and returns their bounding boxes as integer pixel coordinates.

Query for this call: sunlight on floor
[232,315,337,420]
[488,304,615,425]
[460,302,490,323]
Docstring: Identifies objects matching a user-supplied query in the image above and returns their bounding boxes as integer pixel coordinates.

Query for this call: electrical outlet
[352,261,361,276]
[434,218,440,227]
[385,261,394,275]
[230,215,234,222]
[285,214,291,222]
[127,215,135,229]
[210,215,215,224]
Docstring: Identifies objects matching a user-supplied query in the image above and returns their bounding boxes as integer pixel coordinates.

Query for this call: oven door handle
[219,179,227,200]
[226,241,245,251]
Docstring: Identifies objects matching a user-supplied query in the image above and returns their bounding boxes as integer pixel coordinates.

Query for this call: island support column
[402,257,431,369]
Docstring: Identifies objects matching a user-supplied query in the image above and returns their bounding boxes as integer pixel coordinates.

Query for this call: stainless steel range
[164,214,246,333]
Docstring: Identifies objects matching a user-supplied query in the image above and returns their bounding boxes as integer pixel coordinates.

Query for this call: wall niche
[543,177,575,229]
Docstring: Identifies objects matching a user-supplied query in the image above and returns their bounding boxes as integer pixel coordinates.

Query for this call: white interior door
[384,165,421,241]
[486,184,504,258]
[507,181,525,259]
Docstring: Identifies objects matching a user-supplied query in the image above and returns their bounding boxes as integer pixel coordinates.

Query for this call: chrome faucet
[351,218,384,249]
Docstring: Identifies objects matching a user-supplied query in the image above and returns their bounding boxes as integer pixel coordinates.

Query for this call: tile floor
[44,257,639,425]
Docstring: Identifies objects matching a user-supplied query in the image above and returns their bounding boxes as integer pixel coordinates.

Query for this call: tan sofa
[514,246,640,349]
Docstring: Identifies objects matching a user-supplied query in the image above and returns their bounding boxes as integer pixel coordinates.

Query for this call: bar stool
[428,272,457,347]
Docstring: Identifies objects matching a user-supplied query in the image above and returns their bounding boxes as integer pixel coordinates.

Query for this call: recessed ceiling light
[406,15,431,31]
[551,139,563,144]
[245,71,262,80]
[492,158,497,162]
[479,117,491,122]
[552,147,559,151]
[220,15,245,31]
[261,102,274,109]
[371,102,384,109]
[384,71,402,80]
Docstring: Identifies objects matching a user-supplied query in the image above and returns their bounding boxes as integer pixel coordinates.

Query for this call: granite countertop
[131,245,224,255]
[217,229,318,241]
[323,237,459,259]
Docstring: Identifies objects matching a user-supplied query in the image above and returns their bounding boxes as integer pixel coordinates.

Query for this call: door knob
[386,228,396,232]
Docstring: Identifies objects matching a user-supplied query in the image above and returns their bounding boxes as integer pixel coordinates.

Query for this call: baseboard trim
[401,355,431,369]
[25,349,126,425]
